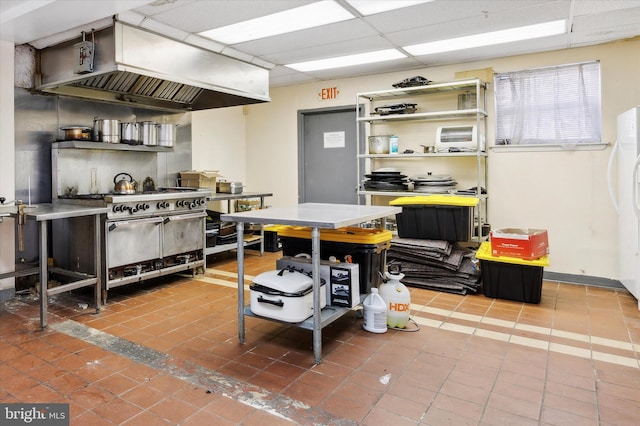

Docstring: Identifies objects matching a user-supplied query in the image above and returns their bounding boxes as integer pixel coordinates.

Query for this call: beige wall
[192,107,247,182]
[0,40,15,293]
[193,38,640,281]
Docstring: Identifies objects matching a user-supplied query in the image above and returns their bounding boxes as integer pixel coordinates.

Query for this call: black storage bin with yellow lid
[475,242,549,304]
[390,195,479,242]
[278,226,392,295]
[263,225,283,252]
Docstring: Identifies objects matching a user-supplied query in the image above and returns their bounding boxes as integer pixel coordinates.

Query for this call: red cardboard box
[490,228,549,260]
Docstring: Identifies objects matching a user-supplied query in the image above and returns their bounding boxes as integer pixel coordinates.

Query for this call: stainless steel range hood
[36,21,270,112]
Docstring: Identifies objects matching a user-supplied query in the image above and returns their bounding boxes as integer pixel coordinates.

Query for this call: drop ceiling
[2,0,639,88]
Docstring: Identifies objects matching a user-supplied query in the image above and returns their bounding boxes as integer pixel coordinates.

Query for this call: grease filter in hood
[36,21,270,112]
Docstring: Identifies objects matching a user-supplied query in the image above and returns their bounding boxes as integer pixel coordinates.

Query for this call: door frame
[297,104,365,204]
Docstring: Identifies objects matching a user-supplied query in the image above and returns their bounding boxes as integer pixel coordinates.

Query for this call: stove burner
[59,187,198,200]
[58,193,108,200]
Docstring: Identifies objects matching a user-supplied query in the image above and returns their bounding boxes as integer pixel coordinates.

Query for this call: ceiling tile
[230,18,378,57]
[261,36,398,65]
[135,0,314,33]
[3,0,640,88]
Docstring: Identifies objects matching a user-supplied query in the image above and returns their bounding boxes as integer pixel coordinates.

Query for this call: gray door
[298,106,364,204]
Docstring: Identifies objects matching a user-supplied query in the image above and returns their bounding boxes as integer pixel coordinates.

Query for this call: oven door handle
[108,217,163,232]
[162,211,207,224]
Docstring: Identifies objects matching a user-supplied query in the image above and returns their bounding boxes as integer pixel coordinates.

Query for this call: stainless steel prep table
[0,203,108,328]
[206,192,273,256]
[221,203,401,364]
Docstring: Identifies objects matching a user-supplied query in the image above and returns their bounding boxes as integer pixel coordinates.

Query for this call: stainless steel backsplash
[13,88,193,263]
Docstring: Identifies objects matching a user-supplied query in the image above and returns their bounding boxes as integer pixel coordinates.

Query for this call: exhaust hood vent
[72,71,205,104]
[36,21,270,112]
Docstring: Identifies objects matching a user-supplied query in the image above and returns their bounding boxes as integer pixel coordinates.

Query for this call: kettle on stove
[113,172,136,195]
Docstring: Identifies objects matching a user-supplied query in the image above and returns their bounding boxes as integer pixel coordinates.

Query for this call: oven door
[162,212,206,257]
[106,217,163,268]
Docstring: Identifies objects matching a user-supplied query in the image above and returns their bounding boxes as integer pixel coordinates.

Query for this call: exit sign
[318,86,340,100]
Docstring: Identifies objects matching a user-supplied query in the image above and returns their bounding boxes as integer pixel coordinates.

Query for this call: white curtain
[495,61,601,145]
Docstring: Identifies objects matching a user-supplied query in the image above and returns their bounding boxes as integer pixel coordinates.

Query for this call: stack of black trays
[217,223,237,245]
[363,170,409,191]
[206,222,219,247]
[207,210,237,245]
[373,103,417,115]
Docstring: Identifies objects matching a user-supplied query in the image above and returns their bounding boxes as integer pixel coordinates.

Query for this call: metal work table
[206,192,273,256]
[0,203,108,328]
[221,203,401,364]
[207,191,273,208]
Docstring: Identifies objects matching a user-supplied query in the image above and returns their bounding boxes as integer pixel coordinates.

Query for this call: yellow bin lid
[475,242,549,267]
[390,195,479,207]
[277,226,392,245]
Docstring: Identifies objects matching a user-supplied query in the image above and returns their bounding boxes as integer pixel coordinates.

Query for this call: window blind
[494,61,601,145]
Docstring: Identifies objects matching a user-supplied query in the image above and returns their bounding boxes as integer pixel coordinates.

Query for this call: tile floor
[1,249,639,425]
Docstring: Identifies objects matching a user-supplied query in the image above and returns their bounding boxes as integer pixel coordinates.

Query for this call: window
[494,61,601,147]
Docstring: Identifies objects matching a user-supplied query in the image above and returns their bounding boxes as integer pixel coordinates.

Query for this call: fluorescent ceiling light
[1,0,56,23]
[404,19,567,55]
[199,1,354,44]
[286,49,406,72]
[347,0,433,16]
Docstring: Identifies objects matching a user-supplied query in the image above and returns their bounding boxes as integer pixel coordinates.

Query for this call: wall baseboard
[0,287,16,302]
[543,271,624,290]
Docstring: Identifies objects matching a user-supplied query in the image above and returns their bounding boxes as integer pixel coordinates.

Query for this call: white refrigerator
[609,106,640,309]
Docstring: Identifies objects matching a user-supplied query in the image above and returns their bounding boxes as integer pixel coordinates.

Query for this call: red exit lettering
[319,87,339,100]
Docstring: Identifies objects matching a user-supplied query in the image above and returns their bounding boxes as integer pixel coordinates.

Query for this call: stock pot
[120,122,140,145]
[93,118,120,143]
[157,124,177,147]
[368,135,390,154]
[139,121,157,146]
[60,126,91,140]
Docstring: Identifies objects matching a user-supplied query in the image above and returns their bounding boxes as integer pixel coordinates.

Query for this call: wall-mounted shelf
[53,141,172,152]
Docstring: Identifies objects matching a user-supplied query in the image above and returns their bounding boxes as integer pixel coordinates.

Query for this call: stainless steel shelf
[243,305,351,330]
[207,192,273,202]
[358,108,487,123]
[53,140,172,152]
[358,79,487,101]
[205,192,273,258]
[358,152,487,159]
[205,239,261,255]
[358,190,488,199]
[223,203,401,364]
[107,259,205,289]
[356,78,489,244]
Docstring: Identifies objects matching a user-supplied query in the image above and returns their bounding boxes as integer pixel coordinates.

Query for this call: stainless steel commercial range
[57,187,210,297]
[51,141,210,300]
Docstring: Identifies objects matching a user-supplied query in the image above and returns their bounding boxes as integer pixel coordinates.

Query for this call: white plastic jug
[363,288,387,333]
[379,272,411,329]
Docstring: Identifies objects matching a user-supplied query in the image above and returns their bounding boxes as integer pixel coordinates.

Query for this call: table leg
[259,197,265,256]
[236,222,245,344]
[39,220,48,329]
[94,214,102,313]
[311,227,322,364]
[379,216,388,274]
